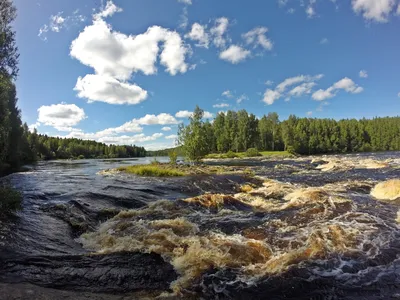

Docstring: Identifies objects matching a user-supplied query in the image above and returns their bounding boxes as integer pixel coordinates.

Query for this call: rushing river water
[0,153,400,299]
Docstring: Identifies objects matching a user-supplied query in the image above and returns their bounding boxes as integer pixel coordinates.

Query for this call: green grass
[205,151,291,159]
[117,165,186,177]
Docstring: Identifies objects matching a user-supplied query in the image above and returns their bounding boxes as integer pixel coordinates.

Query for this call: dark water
[0,153,399,299]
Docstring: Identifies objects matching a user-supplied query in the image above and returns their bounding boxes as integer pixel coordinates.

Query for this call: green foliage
[245,148,261,157]
[178,106,400,158]
[168,150,178,165]
[77,155,85,160]
[0,184,22,215]
[226,150,238,158]
[117,165,185,177]
[178,106,210,162]
[151,157,160,165]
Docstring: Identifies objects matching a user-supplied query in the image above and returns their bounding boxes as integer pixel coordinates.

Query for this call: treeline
[0,0,29,173]
[178,106,400,160]
[34,134,146,160]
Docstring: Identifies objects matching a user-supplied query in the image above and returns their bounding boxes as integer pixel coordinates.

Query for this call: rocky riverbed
[0,153,399,299]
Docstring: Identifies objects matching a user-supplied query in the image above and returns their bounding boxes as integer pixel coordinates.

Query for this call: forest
[178,106,400,160]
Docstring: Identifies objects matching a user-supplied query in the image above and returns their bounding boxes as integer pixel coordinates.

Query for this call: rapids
[0,152,399,299]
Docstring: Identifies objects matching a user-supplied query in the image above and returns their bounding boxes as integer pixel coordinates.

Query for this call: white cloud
[398,92,400,97]
[306,5,315,17]
[320,38,329,44]
[74,74,148,105]
[210,17,229,48]
[213,103,230,108]
[359,70,368,78]
[265,80,274,86]
[307,111,313,116]
[312,89,335,101]
[97,133,163,145]
[397,4,400,15]
[162,126,172,131]
[94,0,122,19]
[312,77,363,101]
[71,20,189,80]
[185,23,209,48]
[262,74,324,105]
[243,27,273,50]
[38,25,49,41]
[288,82,316,97]
[236,94,249,104]
[276,74,323,93]
[135,113,179,125]
[219,45,251,64]
[38,103,87,131]
[28,122,41,132]
[175,110,214,118]
[178,0,192,4]
[49,12,65,32]
[263,89,281,105]
[222,90,234,98]
[352,0,396,22]
[165,135,178,140]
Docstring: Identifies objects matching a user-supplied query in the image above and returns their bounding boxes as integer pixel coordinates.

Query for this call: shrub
[0,185,22,215]
[245,148,260,157]
[286,146,298,156]
[226,150,238,159]
[151,157,160,165]
[78,155,85,159]
[168,150,178,165]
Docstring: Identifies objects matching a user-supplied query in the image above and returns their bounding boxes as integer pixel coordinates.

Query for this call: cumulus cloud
[213,103,230,108]
[38,103,87,131]
[175,110,214,118]
[262,74,324,105]
[97,133,164,145]
[242,27,273,50]
[359,70,368,78]
[28,122,41,132]
[210,17,230,48]
[219,45,251,64]
[352,0,396,22]
[165,135,178,140]
[74,74,148,105]
[307,111,313,116]
[70,2,190,106]
[162,127,172,131]
[312,77,363,101]
[185,23,209,48]
[71,20,189,80]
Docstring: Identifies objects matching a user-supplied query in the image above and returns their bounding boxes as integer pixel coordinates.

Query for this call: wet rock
[0,252,177,293]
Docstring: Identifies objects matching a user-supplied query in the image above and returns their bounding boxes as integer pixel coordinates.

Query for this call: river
[0,153,399,299]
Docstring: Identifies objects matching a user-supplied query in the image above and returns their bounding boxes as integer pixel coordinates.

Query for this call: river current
[0,152,399,299]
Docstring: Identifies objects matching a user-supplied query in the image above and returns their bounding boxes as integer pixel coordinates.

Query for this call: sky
[12,0,400,150]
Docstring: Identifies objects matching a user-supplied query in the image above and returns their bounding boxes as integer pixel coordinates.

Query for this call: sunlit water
[0,153,399,299]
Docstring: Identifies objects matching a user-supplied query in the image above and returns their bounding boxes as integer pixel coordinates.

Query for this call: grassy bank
[117,165,186,177]
[111,163,253,177]
[205,151,292,159]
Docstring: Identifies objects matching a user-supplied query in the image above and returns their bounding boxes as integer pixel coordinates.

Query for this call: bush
[245,148,260,157]
[78,155,85,159]
[0,185,22,215]
[168,150,178,165]
[226,151,238,159]
[286,146,298,156]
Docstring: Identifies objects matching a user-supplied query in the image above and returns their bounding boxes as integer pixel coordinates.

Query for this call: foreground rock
[371,179,400,201]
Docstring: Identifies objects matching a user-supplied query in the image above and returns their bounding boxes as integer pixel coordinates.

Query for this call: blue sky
[13,0,400,150]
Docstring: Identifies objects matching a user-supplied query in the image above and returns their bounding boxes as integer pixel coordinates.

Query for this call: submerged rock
[371,179,400,201]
